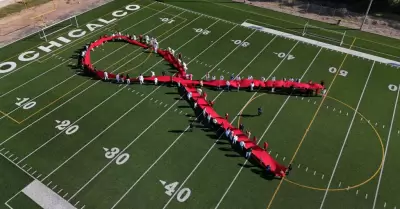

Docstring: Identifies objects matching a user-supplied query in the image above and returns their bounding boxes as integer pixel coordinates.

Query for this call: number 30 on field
[103,147,130,165]
[328,67,348,77]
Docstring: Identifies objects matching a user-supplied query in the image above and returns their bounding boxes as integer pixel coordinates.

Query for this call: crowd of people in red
[78,33,326,178]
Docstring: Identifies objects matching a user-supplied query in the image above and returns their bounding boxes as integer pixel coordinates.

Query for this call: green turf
[0,0,399,208]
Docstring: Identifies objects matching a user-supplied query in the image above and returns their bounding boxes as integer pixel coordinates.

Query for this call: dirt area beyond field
[234,0,400,40]
[0,0,113,47]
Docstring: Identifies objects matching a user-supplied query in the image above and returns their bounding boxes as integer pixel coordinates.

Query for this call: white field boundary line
[244,18,400,61]
[371,84,400,209]
[156,1,400,67]
[109,24,256,208]
[214,47,323,208]
[162,36,289,209]
[0,2,160,80]
[0,9,186,122]
[11,12,199,162]
[241,22,400,67]
[0,7,184,118]
[4,191,22,209]
[319,61,376,209]
[0,7,189,147]
[41,18,219,193]
[0,0,120,49]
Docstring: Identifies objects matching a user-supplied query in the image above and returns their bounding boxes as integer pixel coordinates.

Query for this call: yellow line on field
[0,110,21,124]
[18,79,90,124]
[266,37,357,209]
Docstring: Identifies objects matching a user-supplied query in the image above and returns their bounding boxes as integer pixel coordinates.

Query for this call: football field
[1,0,400,208]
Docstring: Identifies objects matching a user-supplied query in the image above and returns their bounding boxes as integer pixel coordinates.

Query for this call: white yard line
[42,18,220,197]
[0,10,193,148]
[319,61,375,209]
[214,47,322,208]
[0,2,159,81]
[372,83,400,209]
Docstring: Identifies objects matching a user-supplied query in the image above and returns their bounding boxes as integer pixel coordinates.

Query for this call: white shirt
[139,75,144,80]
[151,71,155,77]
[154,77,158,83]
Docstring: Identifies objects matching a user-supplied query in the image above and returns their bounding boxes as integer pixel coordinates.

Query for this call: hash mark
[75,201,80,206]
[32,170,37,175]
[356,190,359,195]
[322,174,324,179]
[52,185,58,190]
[150,98,153,100]
[306,167,308,172]
[58,189,63,194]
[298,164,301,168]
[141,94,144,97]
[27,167,32,172]
[37,174,42,179]
[365,193,368,199]
[47,181,52,186]
[13,156,18,162]
[159,102,163,105]
[4,150,9,155]
[63,193,68,198]
[313,171,316,175]
[275,153,279,158]
[9,154,14,158]
[338,182,342,187]
[22,164,27,168]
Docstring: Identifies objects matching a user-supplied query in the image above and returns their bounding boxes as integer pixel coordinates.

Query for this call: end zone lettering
[0,4,141,74]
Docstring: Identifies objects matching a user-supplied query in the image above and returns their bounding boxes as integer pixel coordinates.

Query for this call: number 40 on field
[159,180,191,203]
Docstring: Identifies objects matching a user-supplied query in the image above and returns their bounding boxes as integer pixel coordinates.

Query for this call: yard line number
[103,147,130,165]
[274,52,295,60]
[159,180,191,203]
[388,84,399,92]
[231,40,250,47]
[328,67,348,77]
[55,120,79,135]
[15,97,36,110]
[160,18,175,24]
[193,28,211,35]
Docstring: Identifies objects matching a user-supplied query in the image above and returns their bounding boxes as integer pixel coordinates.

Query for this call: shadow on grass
[225,154,242,157]
[168,129,185,133]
